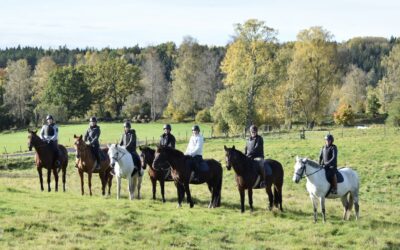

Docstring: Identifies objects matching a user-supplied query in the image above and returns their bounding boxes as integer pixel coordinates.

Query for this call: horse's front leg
[320,197,326,223]
[47,168,51,192]
[310,194,318,223]
[160,179,166,203]
[248,188,254,212]
[175,182,184,207]
[52,167,59,192]
[151,177,157,200]
[137,176,142,199]
[37,167,44,191]
[107,173,113,196]
[184,183,194,208]
[99,172,106,196]
[128,176,134,200]
[116,177,121,200]
[88,172,93,196]
[78,169,84,195]
[239,188,245,213]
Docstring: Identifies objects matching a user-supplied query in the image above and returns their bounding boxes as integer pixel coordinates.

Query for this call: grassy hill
[0,126,399,249]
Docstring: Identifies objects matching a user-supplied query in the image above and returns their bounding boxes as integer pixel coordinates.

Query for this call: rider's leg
[93,146,101,170]
[331,173,337,194]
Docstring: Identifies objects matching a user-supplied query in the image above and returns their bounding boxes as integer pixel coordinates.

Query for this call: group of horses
[27,129,360,223]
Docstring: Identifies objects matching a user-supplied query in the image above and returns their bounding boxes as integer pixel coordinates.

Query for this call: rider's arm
[319,147,323,165]
[190,136,203,156]
[324,146,337,166]
[83,129,89,142]
[171,135,176,149]
[185,136,193,155]
[90,127,100,144]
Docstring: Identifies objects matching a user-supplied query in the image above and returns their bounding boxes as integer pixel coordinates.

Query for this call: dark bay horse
[153,146,222,208]
[224,145,284,213]
[27,129,68,192]
[73,135,112,196]
[139,146,174,203]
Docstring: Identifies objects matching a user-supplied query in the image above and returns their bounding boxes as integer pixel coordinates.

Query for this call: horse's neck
[33,139,47,155]
[80,144,94,163]
[305,163,326,183]
[232,153,252,176]
[166,153,185,170]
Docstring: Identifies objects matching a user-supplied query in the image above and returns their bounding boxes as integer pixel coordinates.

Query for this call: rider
[119,121,142,176]
[84,116,101,170]
[159,124,176,148]
[244,125,265,182]
[319,134,338,194]
[184,125,204,181]
[39,114,60,167]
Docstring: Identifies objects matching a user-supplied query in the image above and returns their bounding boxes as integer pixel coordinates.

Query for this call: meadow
[0,125,399,249]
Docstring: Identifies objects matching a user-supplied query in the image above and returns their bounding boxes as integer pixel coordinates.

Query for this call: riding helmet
[124,121,131,128]
[163,124,171,130]
[250,125,258,132]
[192,125,200,132]
[325,134,334,142]
[46,115,54,121]
[89,116,97,122]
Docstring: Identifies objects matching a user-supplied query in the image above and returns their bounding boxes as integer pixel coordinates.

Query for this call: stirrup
[331,188,337,194]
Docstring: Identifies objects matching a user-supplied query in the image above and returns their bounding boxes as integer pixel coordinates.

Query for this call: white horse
[292,156,360,223]
[107,144,143,200]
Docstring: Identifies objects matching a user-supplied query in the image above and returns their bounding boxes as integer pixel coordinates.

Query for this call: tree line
[1,19,400,133]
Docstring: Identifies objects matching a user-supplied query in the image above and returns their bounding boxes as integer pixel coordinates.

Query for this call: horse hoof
[190,203,194,208]
[176,204,182,208]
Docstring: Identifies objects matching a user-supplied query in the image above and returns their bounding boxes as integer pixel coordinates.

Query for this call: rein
[296,161,324,178]
[111,148,126,163]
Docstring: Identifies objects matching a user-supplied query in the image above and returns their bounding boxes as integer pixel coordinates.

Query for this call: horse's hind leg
[184,183,194,208]
[99,172,106,196]
[107,173,112,196]
[352,190,360,220]
[160,180,166,203]
[265,183,273,211]
[37,167,44,191]
[151,178,157,200]
[320,197,326,223]
[47,168,51,192]
[62,167,66,192]
[248,189,254,212]
[341,194,349,220]
[52,167,59,192]
[175,182,184,207]
[310,195,318,223]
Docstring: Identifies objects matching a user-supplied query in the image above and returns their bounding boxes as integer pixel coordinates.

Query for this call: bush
[213,119,229,136]
[172,110,186,122]
[386,98,400,127]
[334,104,355,126]
[195,108,212,123]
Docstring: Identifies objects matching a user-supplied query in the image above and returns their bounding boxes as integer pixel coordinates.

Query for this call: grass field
[0,122,212,154]
[1,126,400,249]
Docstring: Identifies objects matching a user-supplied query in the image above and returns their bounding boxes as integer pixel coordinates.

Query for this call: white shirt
[39,124,59,142]
[185,134,204,157]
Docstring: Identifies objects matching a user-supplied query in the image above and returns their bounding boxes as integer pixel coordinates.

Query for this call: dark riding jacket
[159,133,176,148]
[40,123,58,143]
[319,144,338,169]
[119,129,137,153]
[245,135,264,159]
[84,125,101,148]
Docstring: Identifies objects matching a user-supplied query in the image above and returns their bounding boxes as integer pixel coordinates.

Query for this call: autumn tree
[334,104,355,126]
[339,65,368,113]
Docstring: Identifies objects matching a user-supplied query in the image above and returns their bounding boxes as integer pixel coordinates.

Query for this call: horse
[73,135,112,196]
[292,156,360,223]
[108,144,143,200]
[139,145,175,203]
[153,146,222,208]
[224,145,284,213]
[27,129,68,192]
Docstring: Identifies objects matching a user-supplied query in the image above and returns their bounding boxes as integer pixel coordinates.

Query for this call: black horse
[224,145,284,213]
[153,146,222,208]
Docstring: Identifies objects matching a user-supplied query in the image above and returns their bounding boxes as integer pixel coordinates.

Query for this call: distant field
[1,126,399,249]
[0,122,213,154]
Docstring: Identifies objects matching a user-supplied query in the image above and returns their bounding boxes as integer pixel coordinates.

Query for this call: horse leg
[117,177,121,200]
[79,170,84,195]
[99,172,106,196]
[150,177,157,200]
[88,172,93,196]
[47,168,51,192]
[137,176,142,200]
[239,188,245,213]
[184,183,194,208]
[129,176,134,200]
[320,197,326,223]
[265,182,273,211]
[37,167,44,191]
[107,173,113,196]
[310,195,318,223]
[274,185,283,211]
[160,180,166,203]
[353,191,360,220]
[176,182,184,208]
[341,194,349,220]
[62,167,66,192]
[52,167,59,192]
[248,188,254,212]
[207,183,214,208]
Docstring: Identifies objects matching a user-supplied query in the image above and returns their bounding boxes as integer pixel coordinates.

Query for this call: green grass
[0,122,212,154]
[1,126,400,249]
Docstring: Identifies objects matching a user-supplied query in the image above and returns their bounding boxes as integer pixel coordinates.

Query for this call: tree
[339,65,368,113]
[333,104,355,126]
[140,48,169,120]
[220,19,278,129]
[288,26,338,128]
[366,87,381,117]
[4,59,33,126]
[386,98,400,127]
[90,58,142,117]
[44,66,92,119]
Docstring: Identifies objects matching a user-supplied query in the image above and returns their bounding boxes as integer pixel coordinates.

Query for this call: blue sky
[1,0,399,48]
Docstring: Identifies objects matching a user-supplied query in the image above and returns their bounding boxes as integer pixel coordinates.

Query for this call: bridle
[111,147,126,163]
[153,151,171,170]
[296,160,324,179]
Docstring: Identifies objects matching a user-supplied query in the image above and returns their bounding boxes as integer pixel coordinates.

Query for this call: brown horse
[139,145,174,203]
[153,146,222,208]
[27,129,68,192]
[224,145,284,213]
[73,134,112,196]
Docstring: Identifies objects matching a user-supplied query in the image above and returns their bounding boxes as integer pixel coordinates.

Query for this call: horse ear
[33,130,38,134]
[232,145,235,150]
[28,128,32,133]
[74,134,77,138]
[224,145,227,151]
[107,144,111,148]
[79,135,82,140]
[296,155,299,161]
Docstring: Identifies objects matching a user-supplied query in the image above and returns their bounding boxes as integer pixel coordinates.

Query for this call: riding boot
[331,174,338,194]
[95,151,101,170]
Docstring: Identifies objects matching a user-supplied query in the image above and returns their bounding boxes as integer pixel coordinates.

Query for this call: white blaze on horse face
[293,157,303,183]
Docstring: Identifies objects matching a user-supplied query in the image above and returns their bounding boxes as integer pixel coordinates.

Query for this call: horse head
[224,145,237,170]
[27,129,39,151]
[107,144,119,168]
[153,145,172,170]
[73,134,85,153]
[293,156,307,183]
[138,145,154,170]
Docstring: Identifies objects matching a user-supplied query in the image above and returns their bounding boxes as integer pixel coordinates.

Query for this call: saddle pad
[325,169,344,183]
[263,160,272,176]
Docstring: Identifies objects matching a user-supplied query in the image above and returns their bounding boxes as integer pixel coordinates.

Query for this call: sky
[0,0,399,49]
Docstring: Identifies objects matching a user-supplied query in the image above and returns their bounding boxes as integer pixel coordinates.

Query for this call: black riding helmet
[89,116,97,122]
[163,124,171,130]
[124,121,131,128]
[46,114,54,121]
[325,134,334,142]
[192,125,200,132]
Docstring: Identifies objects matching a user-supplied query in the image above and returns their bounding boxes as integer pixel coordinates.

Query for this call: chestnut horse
[139,145,174,202]
[73,135,112,196]
[153,146,222,208]
[27,129,68,192]
[224,145,284,213]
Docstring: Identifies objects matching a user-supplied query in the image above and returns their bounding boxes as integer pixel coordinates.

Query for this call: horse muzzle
[111,162,115,168]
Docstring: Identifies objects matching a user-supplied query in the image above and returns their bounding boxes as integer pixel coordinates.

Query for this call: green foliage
[44,66,92,119]
[367,90,381,117]
[172,110,186,122]
[195,108,212,123]
[213,119,229,136]
[333,104,355,126]
[386,98,400,127]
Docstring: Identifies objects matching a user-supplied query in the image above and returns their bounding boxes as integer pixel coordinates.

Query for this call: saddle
[325,168,344,183]
[189,158,209,183]
[251,159,272,189]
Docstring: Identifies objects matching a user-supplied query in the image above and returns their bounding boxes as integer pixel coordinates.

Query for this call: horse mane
[111,144,129,154]
[140,146,155,154]
[305,158,321,169]
[159,146,184,158]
